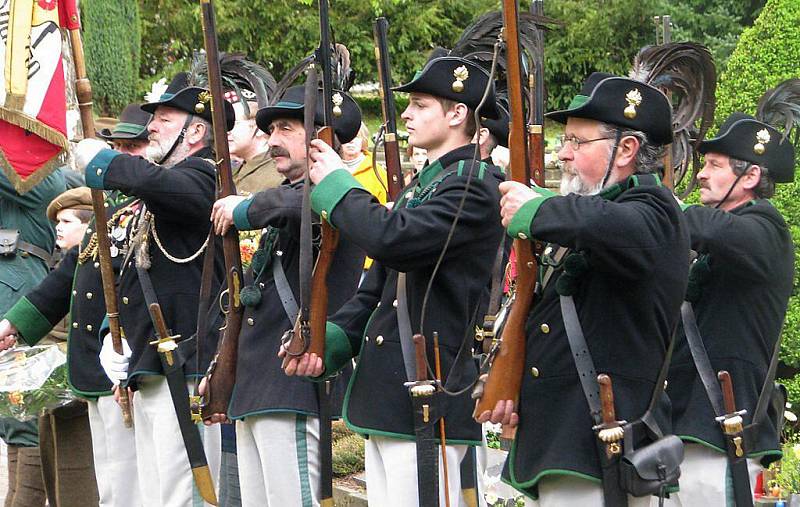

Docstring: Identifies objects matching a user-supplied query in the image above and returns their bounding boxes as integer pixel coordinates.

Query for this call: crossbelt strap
[272,253,300,324]
[17,240,53,265]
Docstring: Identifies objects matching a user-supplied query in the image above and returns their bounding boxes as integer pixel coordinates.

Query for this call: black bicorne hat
[699,112,795,183]
[97,103,151,141]
[482,97,510,148]
[393,57,499,120]
[141,72,235,131]
[255,85,362,144]
[546,72,673,146]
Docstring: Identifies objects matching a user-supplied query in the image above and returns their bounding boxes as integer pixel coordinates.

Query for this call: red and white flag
[0,0,77,193]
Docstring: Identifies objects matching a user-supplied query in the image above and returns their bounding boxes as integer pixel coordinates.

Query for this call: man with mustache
[71,73,234,507]
[483,72,690,506]
[208,84,364,506]
[665,111,795,505]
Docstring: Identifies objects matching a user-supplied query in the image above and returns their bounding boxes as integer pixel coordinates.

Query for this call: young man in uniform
[209,83,365,506]
[666,111,795,505]
[97,103,152,157]
[227,95,283,195]
[72,74,234,507]
[282,56,506,506]
[485,72,690,506]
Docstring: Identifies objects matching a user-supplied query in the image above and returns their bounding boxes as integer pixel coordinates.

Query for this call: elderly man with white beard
[483,72,690,506]
[70,73,235,507]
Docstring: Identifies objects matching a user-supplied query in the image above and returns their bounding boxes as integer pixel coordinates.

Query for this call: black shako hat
[482,97,510,148]
[255,86,362,144]
[97,103,151,141]
[546,72,673,146]
[393,57,499,119]
[699,112,795,183]
[141,72,235,131]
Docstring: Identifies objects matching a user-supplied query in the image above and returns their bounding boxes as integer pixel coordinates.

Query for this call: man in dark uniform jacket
[208,84,364,506]
[485,72,690,505]
[282,56,505,506]
[72,73,234,507]
[666,112,795,505]
[0,188,140,507]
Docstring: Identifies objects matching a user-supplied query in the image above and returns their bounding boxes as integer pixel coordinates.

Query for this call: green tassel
[251,249,267,275]
[240,285,262,307]
[555,273,578,296]
[564,252,589,276]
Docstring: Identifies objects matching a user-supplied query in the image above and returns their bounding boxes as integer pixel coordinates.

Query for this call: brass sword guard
[149,334,180,366]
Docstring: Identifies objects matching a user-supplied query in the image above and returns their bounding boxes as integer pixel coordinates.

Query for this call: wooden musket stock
[473,0,540,419]
[199,0,244,420]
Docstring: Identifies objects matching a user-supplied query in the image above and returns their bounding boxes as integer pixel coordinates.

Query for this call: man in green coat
[0,168,65,507]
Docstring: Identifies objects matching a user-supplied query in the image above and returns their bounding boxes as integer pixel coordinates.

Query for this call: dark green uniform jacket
[669,200,793,465]
[84,147,223,385]
[312,144,505,444]
[0,170,65,446]
[5,199,135,398]
[502,174,690,497]
[226,180,363,418]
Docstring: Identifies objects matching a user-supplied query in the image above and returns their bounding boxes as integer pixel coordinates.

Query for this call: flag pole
[64,3,132,427]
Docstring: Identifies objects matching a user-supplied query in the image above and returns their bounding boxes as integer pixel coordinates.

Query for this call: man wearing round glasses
[485,72,690,506]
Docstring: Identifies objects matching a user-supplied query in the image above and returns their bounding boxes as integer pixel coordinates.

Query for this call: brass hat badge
[452,66,469,93]
[332,93,344,118]
[624,89,642,119]
[195,91,212,114]
[754,128,770,155]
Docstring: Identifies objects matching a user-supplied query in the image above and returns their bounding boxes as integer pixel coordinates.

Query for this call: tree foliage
[711,0,800,395]
[82,0,141,116]
[136,0,766,115]
[658,0,765,69]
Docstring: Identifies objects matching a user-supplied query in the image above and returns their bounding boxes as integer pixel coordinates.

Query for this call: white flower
[145,78,168,104]
[484,491,499,505]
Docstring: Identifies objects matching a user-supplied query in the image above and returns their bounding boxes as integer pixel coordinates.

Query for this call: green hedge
[82,0,141,116]
[353,94,409,120]
[713,0,800,400]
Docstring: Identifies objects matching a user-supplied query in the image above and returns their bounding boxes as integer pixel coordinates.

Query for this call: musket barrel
[373,17,404,200]
[199,0,245,420]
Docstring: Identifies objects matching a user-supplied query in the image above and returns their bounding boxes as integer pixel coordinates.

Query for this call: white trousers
[365,435,469,507]
[133,376,220,507]
[235,413,320,507]
[86,395,141,507]
[522,475,652,507]
[660,444,762,507]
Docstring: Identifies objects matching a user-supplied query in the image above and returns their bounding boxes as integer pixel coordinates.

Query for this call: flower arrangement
[239,230,262,268]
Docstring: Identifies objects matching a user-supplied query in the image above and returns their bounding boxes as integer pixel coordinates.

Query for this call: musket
[198,0,244,421]
[372,17,404,201]
[281,4,338,505]
[282,0,339,364]
[473,0,539,420]
[65,1,132,427]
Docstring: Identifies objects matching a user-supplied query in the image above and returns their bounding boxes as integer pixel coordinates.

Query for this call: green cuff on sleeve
[3,297,52,346]
[506,189,557,240]
[310,169,365,227]
[233,197,254,231]
[85,149,121,189]
[321,321,354,377]
[680,202,697,212]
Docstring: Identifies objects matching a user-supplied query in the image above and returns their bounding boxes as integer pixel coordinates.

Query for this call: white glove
[75,138,110,172]
[99,333,132,385]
